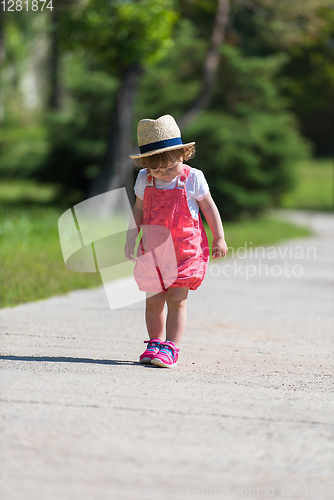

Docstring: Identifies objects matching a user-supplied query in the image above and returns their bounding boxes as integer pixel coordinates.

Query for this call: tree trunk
[0,8,5,64]
[48,8,61,110]
[179,0,230,129]
[0,8,6,123]
[49,0,83,110]
[89,64,142,213]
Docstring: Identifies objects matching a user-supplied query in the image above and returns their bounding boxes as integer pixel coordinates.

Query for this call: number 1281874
[1,1,53,10]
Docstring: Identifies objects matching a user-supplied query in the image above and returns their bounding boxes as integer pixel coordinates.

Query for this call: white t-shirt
[134,167,210,219]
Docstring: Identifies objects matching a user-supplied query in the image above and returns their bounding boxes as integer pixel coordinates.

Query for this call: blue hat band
[139,137,183,154]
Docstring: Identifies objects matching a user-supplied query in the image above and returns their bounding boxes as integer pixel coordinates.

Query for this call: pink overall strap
[143,170,154,225]
[172,165,191,229]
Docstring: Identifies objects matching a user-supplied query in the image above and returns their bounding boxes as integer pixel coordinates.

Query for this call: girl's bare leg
[165,287,189,346]
[145,291,167,341]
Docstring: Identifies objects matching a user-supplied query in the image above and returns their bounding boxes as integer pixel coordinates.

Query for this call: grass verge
[0,204,311,309]
[281,158,334,211]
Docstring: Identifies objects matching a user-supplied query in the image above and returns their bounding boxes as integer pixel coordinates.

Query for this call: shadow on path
[0,355,142,366]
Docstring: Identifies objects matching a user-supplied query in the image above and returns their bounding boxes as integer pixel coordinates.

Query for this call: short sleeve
[191,169,210,201]
[134,169,147,200]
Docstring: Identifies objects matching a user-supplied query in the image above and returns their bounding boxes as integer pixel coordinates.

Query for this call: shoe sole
[151,358,178,368]
[140,357,152,364]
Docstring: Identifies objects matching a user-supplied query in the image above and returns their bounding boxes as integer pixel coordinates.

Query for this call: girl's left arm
[199,192,228,258]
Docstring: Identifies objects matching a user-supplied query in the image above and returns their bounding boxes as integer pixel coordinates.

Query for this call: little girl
[125,115,227,368]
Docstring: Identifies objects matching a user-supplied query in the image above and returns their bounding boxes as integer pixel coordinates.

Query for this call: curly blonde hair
[132,145,195,171]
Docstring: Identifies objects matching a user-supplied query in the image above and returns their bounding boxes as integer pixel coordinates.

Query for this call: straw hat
[130,114,195,159]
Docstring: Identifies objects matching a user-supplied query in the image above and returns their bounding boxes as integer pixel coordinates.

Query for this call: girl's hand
[124,239,137,262]
[212,237,228,259]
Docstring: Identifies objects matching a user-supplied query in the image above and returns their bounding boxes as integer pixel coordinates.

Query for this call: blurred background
[0,0,333,307]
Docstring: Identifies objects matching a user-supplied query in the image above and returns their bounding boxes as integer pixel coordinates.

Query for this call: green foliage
[216,45,290,113]
[2,0,331,221]
[231,1,334,156]
[0,126,48,178]
[64,0,178,71]
[0,179,59,204]
[31,56,118,198]
[136,19,206,120]
[186,111,309,219]
[24,0,178,196]
[138,42,311,219]
[0,60,116,202]
[232,0,331,52]
[281,39,334,155]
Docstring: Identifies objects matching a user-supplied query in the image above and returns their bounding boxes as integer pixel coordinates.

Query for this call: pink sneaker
[139,338,162,364]
[151,341,180,368]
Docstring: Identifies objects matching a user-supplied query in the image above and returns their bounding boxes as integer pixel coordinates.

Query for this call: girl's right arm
[124,196,143,262]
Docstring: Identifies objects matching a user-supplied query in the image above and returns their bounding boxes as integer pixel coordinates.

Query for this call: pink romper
[134,165,209,292]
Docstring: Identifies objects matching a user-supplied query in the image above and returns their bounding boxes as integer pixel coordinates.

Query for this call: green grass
[281,158,334,211]
[0,179,60,204]
[0,206,104,308]
[0,201,312,309]
[206,215,311,254]
[0,178,84,206]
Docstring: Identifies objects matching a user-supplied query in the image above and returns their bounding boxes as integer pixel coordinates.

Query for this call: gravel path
[1,210,333,500]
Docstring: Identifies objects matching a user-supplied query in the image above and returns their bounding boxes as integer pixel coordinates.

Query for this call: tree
[0,8,6,123]
[48,0,80,110]
[61,0,178,211]
[175,0,332,129]
[10,0,331,219]
[229,0,334,155]
[277,6,334,155]
[188,46,311,219]
[138,39,311,219]
[179,0,231,128]
[234,0,330,50]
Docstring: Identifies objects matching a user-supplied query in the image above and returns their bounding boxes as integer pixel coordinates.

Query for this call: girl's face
[149,159,183,181]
